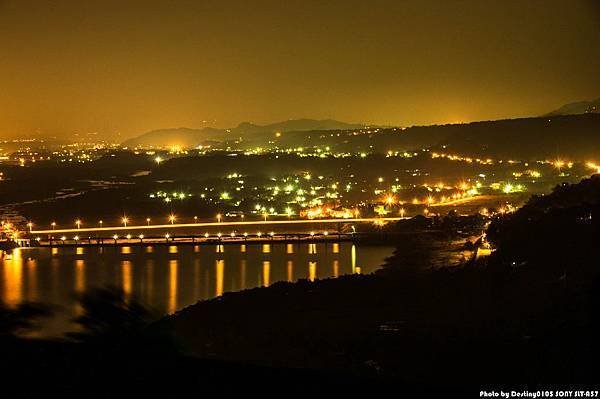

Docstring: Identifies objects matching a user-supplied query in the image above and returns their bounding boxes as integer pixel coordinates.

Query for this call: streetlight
[27,222,33,232]
[216,213,222,223]
[75,219,81,229]
[146,218,151,226]
[194,216,198,223]
[400,208,405,218]
[99,220,103,228]
[169,214,176,224]
[51,222,56,230]
[122,216,129,227]
[263,212,268,221]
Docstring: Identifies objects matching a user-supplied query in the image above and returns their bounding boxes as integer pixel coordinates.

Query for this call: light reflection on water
[0,243,393,337]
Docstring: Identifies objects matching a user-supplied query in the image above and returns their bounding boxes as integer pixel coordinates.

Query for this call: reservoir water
[0,242,394,337]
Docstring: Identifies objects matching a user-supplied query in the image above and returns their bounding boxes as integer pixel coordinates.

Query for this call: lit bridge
[28,217,406,246]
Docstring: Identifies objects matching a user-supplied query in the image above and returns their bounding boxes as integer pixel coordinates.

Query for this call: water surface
[0,242,394,336]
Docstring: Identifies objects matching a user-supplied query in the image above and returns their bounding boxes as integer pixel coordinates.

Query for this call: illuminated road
[30,217,407,235]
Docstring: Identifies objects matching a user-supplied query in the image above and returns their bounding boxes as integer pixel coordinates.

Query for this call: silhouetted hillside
[121,119,366,148]
[545,98,600,116]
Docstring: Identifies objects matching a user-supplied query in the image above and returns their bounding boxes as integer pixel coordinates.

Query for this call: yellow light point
[139,234,144,239]
[275,132,282,138]
[169,214,176,224]
[61,236,67,241]
[113,235,118,240]
[154,156,163,164]
[503,183,514,194]
[459,182,469,191]
[74,235,79,241]
[386,195,395,205]
[400,208,405,218]
[51,222,56,229]
[122,217,129,227]
[378,177,384,183]
[126,234,131,240]
[553,159,565,170]
[204,233,209,238]
[216,213,222,222]
[165,233,170,239]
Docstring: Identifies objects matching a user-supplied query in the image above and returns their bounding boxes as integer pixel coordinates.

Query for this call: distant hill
[122,119,367,148]
[545,98,600,116]
[259,114,600,160]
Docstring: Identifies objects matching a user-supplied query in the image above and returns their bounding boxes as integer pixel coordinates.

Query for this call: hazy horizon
[1,0,599,141]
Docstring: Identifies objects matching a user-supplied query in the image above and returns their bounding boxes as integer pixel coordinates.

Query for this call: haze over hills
[121,119,367,148]
[545,98,600,116]
[120,114,600,160]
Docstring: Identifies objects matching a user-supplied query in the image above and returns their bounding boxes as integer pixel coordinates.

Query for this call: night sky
[1,0,598,139]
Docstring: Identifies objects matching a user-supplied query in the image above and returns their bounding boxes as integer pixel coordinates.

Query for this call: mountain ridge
[122,119,368,148]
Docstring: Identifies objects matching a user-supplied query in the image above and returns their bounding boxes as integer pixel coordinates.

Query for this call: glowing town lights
[216,213,222,223]
[139,234,144,239]
[61,236,67,241]
[75,219,81,229]
[310,231,315,236]
[269,231,275,237]
[27,222,33,232]
[217,232,222,238]
[220,192,230,200]
[169,214,176,224]
[122,217,129,227]
[74,235,79,241]
[99,220,103,227]
[586,162,600,174]
[204,233,209,238]
[257,232,262,237]
[503,183,514,194]
[400,208,405,218]
[154,156,163,164]
[386,195,395,205]
[51,222,56,230]
[378,177,384,183]
[243,232,248,237]
[113,235,118,240]
[165,233,170,239]
[230,232,235,237]
[146,218,151,226]
[126,234,131,240]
